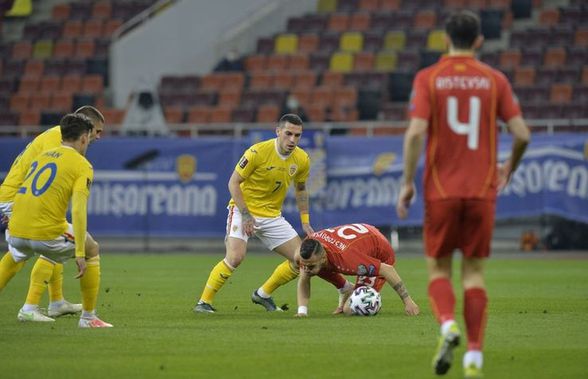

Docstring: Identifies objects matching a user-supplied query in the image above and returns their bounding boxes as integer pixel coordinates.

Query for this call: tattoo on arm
[295,182,309,213]
[393,281,410,300]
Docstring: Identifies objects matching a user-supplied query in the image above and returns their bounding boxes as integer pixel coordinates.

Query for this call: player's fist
[396,182,416,219]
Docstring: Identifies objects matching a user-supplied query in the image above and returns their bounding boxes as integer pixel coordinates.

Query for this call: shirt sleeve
[234,146,258,179]
[409,70,431,120]
[341,250,382,277]
[73,164,93,196]
[295,152,311,182]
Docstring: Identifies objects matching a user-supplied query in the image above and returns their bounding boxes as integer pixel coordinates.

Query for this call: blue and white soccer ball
[348,286,382,316]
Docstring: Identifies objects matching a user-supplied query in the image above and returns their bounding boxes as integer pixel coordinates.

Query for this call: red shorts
[424,199,496,259]
[355,232,395,292]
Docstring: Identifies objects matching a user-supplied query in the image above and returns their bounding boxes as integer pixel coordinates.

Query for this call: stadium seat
[217,90,242,107]
[40,76,61,93]
[32,40,53,59]
[340,31,364,53]
[354,52,374,71]
[328,13,349,32]
[92,1,112,20]
[200,74,224,91]
[222,73,245,91]
[317,0,337,13]
[288,54,309,70]
[273,72,295,89]
[81,75,104,94]
[187,107,210,123]
[298,34,320,53]
[514,66,536,86]
[575,28,588,47]
[582,67,588,85]
[349,12,371,31]
[29,93,51,111]
[499,49,522,68]
[266,55,289,71]
[18,77,38,94]
[249,73,273,89]
[380,0,401,11]
[256,104,280,123]
[413,10,437,29]
[52,3,70,21]
[306,104,327,121]
[53,40,75,58]
[322,71,344,87]
[75,39,96,59]
[375,51,398,71]
[359,0,379,11]
[444,0,466,9]
[101,108,125,125]
[232,107,256,123]
[294,71,317,89]
[11,41,32,60]
[62,20,83,39]
[50,91,73,112]
[427,30,446,51]
[330,52,354,72]
[164,106,185,124]
[83,19,104,38]
[550,83,572,104]
[24,60,44,78]
[245,55,267,72]
[543,47,566,67]
[538,8,559,26]
[191,91,217,106]
[311,86,334,108]
[103,19,123,36]
[209,107,233,123]
[274,34,298,54]
[19,110,41,126]
[383,31,406,50]
[332,86,357,108]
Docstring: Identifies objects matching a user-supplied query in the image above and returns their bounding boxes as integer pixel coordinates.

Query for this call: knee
[225,254,243,268]
[86,240,100,258]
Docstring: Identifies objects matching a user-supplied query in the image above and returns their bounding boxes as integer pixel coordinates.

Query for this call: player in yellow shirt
[194,114,319,313]
[5,113,112,327]
[0,106,105,321]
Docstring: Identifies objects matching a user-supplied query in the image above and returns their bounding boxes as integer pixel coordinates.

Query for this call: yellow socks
[80,256,100,312]
[260,260,299,295]
[0,251,25,291]
[25,258,54,306]
[47,261,65,302]
[200,260,233,304]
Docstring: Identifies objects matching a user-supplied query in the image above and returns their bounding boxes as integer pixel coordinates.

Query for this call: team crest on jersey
[238,156,249,169]
[232,225,238,232]
[372,152,396,176]
[357,264,368,276]
[176,154,197,183]
[368,264,376,276]
[289,164,298,176]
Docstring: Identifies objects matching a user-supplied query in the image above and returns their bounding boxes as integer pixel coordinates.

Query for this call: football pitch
[0,253,587,379]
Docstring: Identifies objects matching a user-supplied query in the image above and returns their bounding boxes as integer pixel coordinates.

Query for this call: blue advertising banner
[1,133,586,237]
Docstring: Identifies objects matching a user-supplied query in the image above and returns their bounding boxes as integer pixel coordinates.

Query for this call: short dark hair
[278,113,303,127]
[300,238,323,259]
[60,113,94,141]
[74,105,105,124]
[445,10,481,49]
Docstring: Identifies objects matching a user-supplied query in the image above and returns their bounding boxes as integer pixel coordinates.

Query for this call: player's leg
[459,199,494,378]
[425,199,462,376]
[78,232,112,328]
[37,256,83,318]
[252,217,300,311]
[0,250,26,291]
[18,255,57,322]
[195,207,249,313]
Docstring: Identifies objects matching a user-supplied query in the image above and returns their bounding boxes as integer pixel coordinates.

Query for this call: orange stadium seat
[550,83,572,104]
[380,0,401,11]
[83,20,104,38]
[29,93,51,111]
[543,47,566,67]
[61,74,82,93]
[499,49,522,68]
[244,55,267,72]
[11,41,32,60]
[221,72,245,91]
[81,75,104,93]
[322,71,344,87]
[354,52,374,71]
[539,8,559,26]
[200,74,224,91]
[444,0,466,9]
[164,106,184,124]
[514,66,536,86]
[24,60,44,78]
[311,86,334,108]
[10,93,30,113]
[582,66,588,85]
[288,54,309,71]
[256,104,280,123]
[92,1,112,20]
[63,20,83,39]
[187,106,210,123]
[328,13,349,32]
[306,104,327,121]
[298,34,320,54]
[50,91,73,112]
[414,10,437,30]
[294,71,317,89]
[333,86,357,108]
[18,77,39,93]
[217,90,242,107]
[358,0,379,11]
[101,108,125,126]
[75,39,96,58]
[19,111,41,126]
[52,3,70,21]
[291,88,313,108]
[53,40,75,58]
[349,12,371,31]
[575,28,588,47]
[466,0,487,9]
[273,72,295,89]
[209,107,233,123]
[488,0,510,8]
[40,76,61,93]
[249,73,274,89]
[103,20,123,36]
[266,55,289,71]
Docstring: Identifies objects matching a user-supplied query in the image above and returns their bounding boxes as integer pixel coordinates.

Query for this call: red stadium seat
[19,111,41,126]
[187,106,211,123]
[256,104,280,123]
[164,106,185,124]
[321,71,344,87]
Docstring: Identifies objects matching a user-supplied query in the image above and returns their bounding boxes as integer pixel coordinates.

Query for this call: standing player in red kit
[294,223,420,317]
[396,11,530,379]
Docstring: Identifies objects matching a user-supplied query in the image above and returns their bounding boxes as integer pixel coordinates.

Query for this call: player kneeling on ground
[294,223,420,317]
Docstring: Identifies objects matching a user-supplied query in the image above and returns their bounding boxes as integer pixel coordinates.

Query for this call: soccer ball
[348,286,382,316]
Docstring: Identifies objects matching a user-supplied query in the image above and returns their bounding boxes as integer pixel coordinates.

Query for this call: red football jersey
[311,224,395,281]
[409,55,521,200]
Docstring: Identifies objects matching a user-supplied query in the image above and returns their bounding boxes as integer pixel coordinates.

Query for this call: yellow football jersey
[0,126,61,202]
[229,138,310,218]
[9,146,93,240]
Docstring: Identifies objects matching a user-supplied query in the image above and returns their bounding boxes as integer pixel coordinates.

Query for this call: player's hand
[396,182,415,219]
[241,212,255,237]
[294,313,308,318]
[497,160,512,192]
[404,297,420,316]
[302,223,314,237]
[0,212,8,226]
[332,306,344,315]
[75,257,87,279]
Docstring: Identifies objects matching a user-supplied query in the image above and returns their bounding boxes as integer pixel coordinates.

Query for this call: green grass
[0,253,587,379]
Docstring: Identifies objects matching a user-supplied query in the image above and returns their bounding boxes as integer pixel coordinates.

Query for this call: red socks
[428,278,455,323]
[464,287,488,350]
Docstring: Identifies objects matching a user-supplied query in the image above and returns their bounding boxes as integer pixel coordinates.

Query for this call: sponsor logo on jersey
[238,156,248,169]
[357,264,367,276]
[368,264,376,276]
[176,154,197,183]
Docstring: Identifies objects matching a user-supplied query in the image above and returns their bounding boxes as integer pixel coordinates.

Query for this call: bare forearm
[402,131,425,183]
[229,179,249,214]
[295,188,310,214]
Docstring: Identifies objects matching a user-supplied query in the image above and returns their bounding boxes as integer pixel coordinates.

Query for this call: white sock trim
[256,288,270,298]
[441,320,456,335]
[463,350,483,368]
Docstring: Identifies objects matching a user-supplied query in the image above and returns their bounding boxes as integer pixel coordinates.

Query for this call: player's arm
[228,170,255,236]
[295,181,313,236]
[72,190,89,278]
[295,270,312,317]
[396,117,428,219]
[498,116,531,190]
[378,263,420,316]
